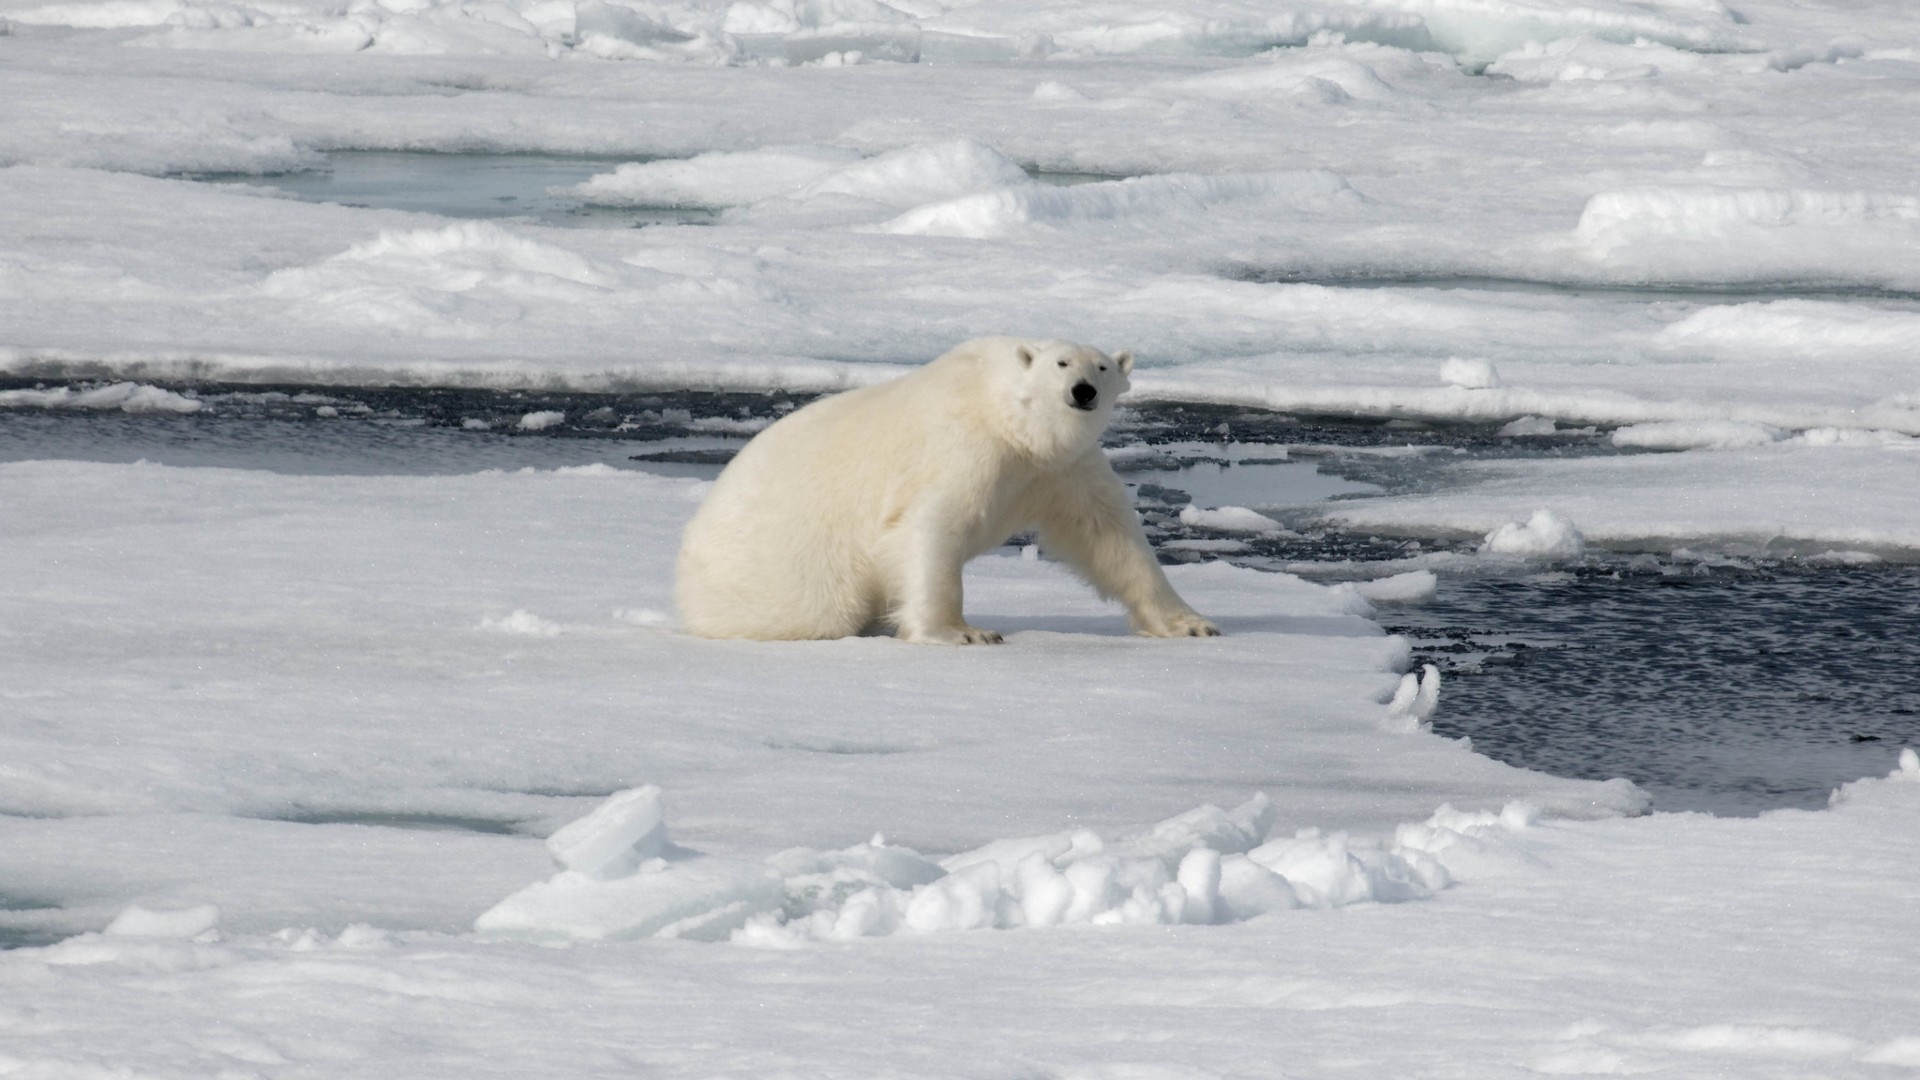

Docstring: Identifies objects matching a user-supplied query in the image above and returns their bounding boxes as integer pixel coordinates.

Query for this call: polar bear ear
[1113,349,1134,375]
[1017,346,1035,369]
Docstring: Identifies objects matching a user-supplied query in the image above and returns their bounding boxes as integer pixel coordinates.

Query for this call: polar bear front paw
[904,624,1005,646]
[1137,611,1221,638]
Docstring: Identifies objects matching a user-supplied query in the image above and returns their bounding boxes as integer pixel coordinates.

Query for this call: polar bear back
[675,337,1144,641]
[676,357,998,639]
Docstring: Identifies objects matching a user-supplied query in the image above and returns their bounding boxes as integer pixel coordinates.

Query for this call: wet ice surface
[202,151,720,229]
[4,388,1908,816]
[191,150,1118,229]
[0,894,65,951]
[1224,268,1920,309]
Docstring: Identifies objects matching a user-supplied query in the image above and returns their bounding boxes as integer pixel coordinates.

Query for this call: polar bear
[675,336,1219,644]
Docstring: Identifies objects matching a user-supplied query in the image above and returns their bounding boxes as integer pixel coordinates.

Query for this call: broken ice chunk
[480,786,784,942]
[103,903,220,939]
[545,786,668,880]
[476,855,785,943]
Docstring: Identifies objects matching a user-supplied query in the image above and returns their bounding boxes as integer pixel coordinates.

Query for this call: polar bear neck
[1000,400,1105,462]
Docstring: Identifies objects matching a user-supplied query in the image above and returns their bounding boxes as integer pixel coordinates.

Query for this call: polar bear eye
[1098,365,1107,371]
[1056,360,1068,368]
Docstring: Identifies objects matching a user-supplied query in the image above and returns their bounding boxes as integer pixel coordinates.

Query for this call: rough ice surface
[571,146,862,208]
[5,0,1920,1075]
[1384,663,1442,733]
[722,793,1419,943]
[515,409,568,431]
[1611,419,1784,450]
[1326,436,1920,558]
[1481,508,1588,560]
[0,381,203,413]
[102,903,221,940]
[1347,569,1439,606]
[477,609,565,636]
[1178,503,1288,535]
[543,786,668,878]
[477,847,786,943]
[1497,415,1563,437]
[1439,356,1501,390]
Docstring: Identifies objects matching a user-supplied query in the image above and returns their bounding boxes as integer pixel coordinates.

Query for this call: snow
[1177,503,1287,535]
[5,0,1920,1074]
[542,785,669,878]
[1346,569,1439,605]
[1438,356,1500,390]
[1610,419,1783,449]
[0,381,202,413]
[1569,187,1920,280]
[0,460,1645,923]
[490,789,1544,943]
[1384,663,1441,731]
[5,454,1898,1080]
[4,9,1920,434]
[880,169,1357,239]
[1324,435,1920,558]
[477,608,564,635]
[1480,507,1588,560]
[1497,414,1564,436]
[101,903,222,940]
[7,753,1918,1077]
[477,844,786,942]
[571,146,862,208]
[514,409,568,430]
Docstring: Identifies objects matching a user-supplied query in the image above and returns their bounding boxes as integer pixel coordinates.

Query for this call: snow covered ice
[1480,507,1587,560]
[4,0,1920,1075]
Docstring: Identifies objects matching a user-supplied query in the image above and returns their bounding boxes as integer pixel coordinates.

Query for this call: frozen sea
[4,0,1920,1076]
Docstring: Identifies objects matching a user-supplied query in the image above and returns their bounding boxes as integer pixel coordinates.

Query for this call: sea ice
[730,792,1521,944]
[0,382,202,413]
[544,786,669,878]
[1611,420,1782,450]
[1178,504,1286,534]
[1498,416,1562,437]
[477,609,564,636]
[517,410,568,430]
[5,1,1920,1073]
[479,789,785,943]
[571,146,862,208]
[476,854,786,943]
[1384,663,1441,732]
[102,903,221,940]
[1323,437,1920,557]
[1349,569,1438,605]
[1439,357,1501,390]
[1481,509,1588,560]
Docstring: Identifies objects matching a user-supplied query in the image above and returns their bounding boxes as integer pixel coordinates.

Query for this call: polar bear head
[980,338,1133,458]
[1018,339,1132,412]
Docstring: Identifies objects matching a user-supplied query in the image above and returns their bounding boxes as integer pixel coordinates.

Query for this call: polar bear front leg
[888,515,1004,646]
[1034,466,1221,638]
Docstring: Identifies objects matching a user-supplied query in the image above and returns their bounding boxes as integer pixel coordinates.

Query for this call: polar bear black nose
[1071,382,1098,408]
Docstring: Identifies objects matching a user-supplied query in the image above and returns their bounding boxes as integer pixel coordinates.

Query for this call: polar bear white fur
[675,336,1219,644]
